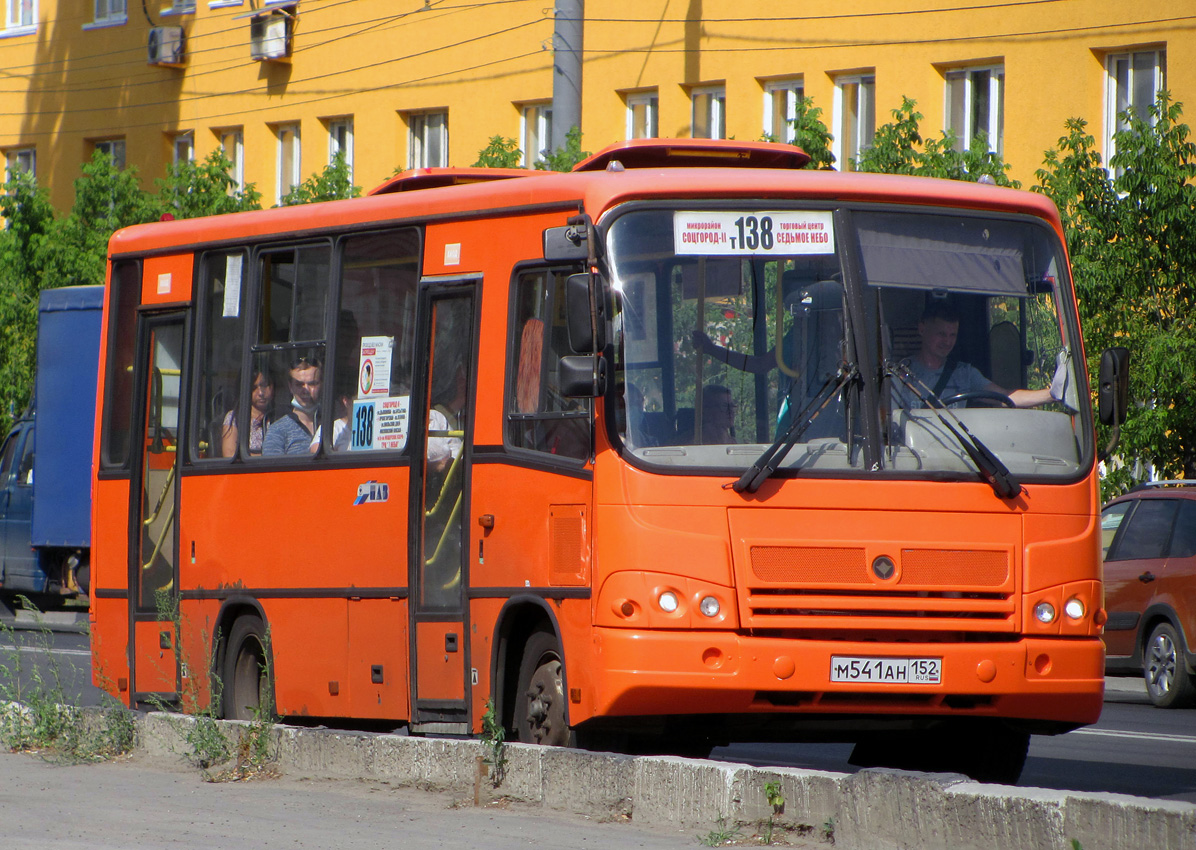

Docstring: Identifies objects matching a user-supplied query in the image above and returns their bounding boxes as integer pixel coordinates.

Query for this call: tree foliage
[473,135,523,169]
[0,171,56,430]
[1035,92,1196,485]
[855,97,1019,186]
[535,126,590,173]
[157,149,262,218]
[279,152,360,205]
[791,96,836,170]
[0,150,259,433]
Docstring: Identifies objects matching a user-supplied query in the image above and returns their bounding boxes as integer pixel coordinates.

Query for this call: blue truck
[0,285,103,604]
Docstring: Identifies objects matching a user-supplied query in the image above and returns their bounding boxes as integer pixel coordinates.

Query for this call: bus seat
[988,320,1022,390]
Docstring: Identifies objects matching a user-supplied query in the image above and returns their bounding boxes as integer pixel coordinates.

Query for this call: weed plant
[0,596,134,763]
[150,593,278,782]
[698,815,743,847]
[480,697,507,787]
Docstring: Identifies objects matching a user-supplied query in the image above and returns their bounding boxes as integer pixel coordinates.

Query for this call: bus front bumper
[590,628,1104,727]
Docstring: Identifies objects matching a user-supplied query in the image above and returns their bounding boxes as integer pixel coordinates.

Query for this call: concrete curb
[134,712,1195,850]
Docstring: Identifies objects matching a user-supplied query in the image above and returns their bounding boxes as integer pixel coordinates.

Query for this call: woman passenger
[221,369,275,457]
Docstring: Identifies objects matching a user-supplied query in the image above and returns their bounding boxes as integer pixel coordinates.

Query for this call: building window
[834,73,875,171]
[408,111,448,169]
[6,0,35,31]
[626,91,658,140]
[5,147,35,179]
[1106,48,1166,164]
[327,118,353,179]
[763,78,803,143]
[165,0,195,12]
[521,103,552,166]
[945,66,1004,155]
[275,123,300,203]
[171,131,194,165]
[94,139,126,169]
[218,128,244,192]
[691,86,726,140]
[92,0,126,25]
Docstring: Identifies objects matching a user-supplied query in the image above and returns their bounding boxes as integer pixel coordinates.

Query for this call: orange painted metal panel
[132,618,177,695]
[415,620,465,702]
[140,254,194,305]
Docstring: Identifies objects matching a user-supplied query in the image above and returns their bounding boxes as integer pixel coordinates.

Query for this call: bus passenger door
[128,313,186,706]
[409,283,477,734]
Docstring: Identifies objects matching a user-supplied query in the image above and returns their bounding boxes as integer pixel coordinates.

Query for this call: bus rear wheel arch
[514,630,570,746]
[221,613,274,721]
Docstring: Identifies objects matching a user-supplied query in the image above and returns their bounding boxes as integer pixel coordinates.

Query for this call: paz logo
[355,480,389,505]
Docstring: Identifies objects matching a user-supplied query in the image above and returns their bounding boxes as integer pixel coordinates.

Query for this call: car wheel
[1143,622,1196,708]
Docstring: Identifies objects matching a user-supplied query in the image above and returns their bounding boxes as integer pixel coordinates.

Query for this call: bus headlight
[1034,601,1057,624]
[699,596,721,618]
[1063,597,1086,620]
[658,591,679,613]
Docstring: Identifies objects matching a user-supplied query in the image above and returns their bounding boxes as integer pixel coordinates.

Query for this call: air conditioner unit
[147,26,185,67]
[250,10,293,62]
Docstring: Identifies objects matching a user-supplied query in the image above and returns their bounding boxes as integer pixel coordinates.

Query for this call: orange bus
[90,139,1127,783]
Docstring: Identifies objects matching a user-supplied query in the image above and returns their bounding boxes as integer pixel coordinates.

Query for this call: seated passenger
[263,356,322,455]
[221,368,274,457]
[701,385,737,444]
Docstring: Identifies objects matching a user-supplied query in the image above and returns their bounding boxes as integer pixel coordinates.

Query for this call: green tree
[157,149,262,218]
[473,135,523,168]
[0,171,57,432]
[535,126,590,172]
[791,96,836,170]
[855,97,1019,186]
[37,150,159,291]
[1035,92,1196,485]
[279,152,361,205]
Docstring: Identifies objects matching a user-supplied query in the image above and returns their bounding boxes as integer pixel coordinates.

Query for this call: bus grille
[742,545,1015,630]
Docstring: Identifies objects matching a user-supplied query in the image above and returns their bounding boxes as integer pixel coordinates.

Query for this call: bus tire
[1144,622,1196,708]
[221,614,272,721]
[514,630,569,746]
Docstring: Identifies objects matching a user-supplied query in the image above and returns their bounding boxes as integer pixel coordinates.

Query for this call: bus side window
[507,268,590,460]
[248,243,331,460]
[192,250,248,460]
[328,227,420,454]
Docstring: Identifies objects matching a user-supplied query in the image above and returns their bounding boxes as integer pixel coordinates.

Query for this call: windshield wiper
[733,363,858,494]
[886,361,1023,500]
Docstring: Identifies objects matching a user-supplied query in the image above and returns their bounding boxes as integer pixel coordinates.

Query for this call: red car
[1102,481,1196,707]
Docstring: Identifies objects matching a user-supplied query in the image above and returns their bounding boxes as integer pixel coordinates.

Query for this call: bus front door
[128,314,186,707]
[409,283,477,735]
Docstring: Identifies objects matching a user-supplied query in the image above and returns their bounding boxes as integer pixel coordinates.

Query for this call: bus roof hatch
[572,139,811,173]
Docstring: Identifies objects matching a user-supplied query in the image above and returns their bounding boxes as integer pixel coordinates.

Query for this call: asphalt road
[1,750,707,850]
[3,608,1194,804]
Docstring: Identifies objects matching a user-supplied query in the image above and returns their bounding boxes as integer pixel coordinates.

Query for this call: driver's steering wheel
[938,390,1015,408]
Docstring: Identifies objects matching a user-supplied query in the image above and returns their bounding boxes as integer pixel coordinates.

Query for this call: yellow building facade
[0,1,1188,213]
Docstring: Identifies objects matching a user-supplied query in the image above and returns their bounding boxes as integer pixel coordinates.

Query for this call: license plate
[830,656,942,684]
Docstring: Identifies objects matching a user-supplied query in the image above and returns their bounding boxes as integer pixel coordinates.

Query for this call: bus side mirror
[565,272,606,353]
[543,224,589,262]
[559,354,607,398]
[1098,346,1129,427]
[1097,346,1129,462]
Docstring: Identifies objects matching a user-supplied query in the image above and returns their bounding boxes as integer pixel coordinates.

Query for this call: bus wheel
[222,615,272,721]
[1144,622,1196,708]
[515,631,569,746]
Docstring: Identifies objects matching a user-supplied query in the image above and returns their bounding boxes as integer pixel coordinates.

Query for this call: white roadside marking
[1072,728,1196,745]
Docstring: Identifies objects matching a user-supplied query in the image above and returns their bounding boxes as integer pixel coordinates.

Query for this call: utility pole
[551,0,583,153]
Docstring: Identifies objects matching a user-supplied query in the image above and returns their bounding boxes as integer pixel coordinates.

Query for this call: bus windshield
[608,205,1087,482]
